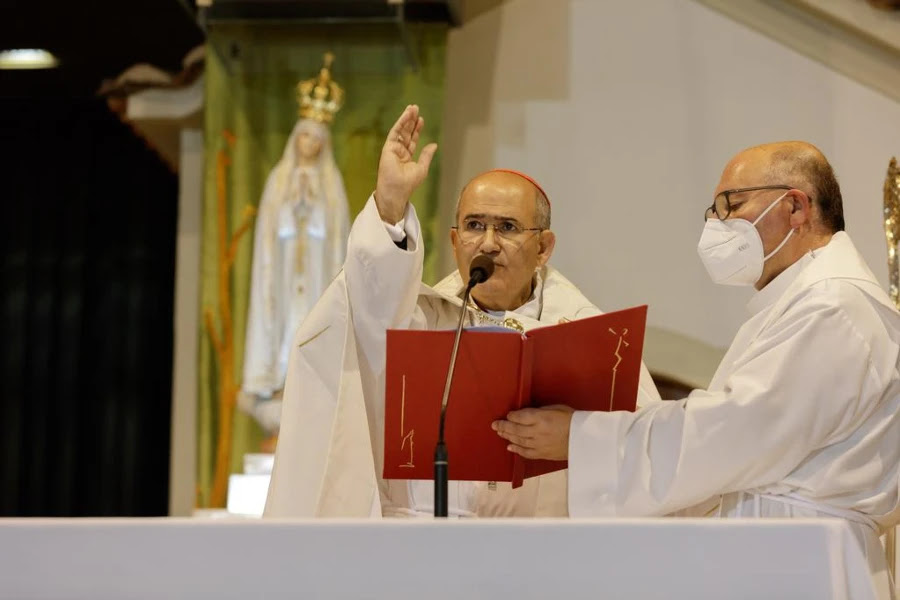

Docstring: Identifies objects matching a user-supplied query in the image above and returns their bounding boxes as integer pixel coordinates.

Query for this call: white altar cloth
[0,517,875,600]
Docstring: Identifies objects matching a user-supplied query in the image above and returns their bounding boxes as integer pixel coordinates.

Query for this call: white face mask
[697,191,794,286]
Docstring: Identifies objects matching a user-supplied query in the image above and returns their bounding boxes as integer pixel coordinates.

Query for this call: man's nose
[478,228,501,253]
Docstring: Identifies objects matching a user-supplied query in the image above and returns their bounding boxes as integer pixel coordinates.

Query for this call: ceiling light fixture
[0,49,60,70]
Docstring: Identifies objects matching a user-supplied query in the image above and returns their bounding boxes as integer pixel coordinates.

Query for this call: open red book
[383,305,647,488]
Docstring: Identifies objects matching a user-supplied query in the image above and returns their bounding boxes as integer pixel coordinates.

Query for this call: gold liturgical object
[883,157,899,581]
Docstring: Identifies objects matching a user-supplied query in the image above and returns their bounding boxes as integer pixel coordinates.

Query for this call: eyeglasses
[704,185,792,221]
[452,218,543,245]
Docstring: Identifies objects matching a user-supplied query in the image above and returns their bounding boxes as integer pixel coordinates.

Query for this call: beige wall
[169,128,203,516]
[437,1,898,575]
[438,0,900,354]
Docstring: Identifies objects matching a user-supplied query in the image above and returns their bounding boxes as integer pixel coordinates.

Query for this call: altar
[0,518,876,599]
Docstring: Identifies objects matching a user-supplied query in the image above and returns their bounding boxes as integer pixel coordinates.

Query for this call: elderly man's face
[712,151,800,289]
[450,172,555,312]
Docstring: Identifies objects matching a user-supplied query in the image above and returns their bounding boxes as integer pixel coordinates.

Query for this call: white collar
[467,269,545,322]
[429,264,598,328]
[747,248,818,316]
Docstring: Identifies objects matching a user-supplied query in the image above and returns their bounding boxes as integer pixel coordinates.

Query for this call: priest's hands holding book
[492,405,575,461]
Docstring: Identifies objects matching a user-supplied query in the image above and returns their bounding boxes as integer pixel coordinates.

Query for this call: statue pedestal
[225,453,274,517]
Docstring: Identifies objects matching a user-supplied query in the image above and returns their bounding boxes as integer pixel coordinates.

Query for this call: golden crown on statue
[296,52,344,124]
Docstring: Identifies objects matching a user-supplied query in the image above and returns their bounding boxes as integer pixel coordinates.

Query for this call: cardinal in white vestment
[264,105,661,518]
[495,142,900,599]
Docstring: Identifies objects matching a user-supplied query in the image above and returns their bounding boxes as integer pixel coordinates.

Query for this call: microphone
[468,254,495,286]
[434,255,495,518]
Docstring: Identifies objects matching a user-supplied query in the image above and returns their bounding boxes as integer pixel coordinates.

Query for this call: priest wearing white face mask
[494,141,900,598]
[264,105,662,519]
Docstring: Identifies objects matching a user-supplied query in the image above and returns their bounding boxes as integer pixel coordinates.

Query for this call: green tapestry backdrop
[199,24,447,508]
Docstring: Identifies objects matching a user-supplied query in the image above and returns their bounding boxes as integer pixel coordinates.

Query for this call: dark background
[0,0,202,516]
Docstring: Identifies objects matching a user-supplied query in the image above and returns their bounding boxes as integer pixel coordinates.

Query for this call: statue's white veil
[240,118,350,431]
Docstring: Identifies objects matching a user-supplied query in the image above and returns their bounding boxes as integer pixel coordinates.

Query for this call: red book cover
[383,305,647,488]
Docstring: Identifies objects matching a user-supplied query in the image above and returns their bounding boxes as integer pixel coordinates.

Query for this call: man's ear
[537,230,556,266]
[789,190,811,229]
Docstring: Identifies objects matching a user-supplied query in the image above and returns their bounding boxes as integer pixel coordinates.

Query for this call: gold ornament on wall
[296,52,344,124]
[884,157,900,308]
[883,156,899,581]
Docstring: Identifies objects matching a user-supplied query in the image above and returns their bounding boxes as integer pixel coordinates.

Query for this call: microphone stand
[434,276,480,518]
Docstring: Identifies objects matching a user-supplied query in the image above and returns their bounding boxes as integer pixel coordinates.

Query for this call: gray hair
[766,143,844,233]
[533,189,551,230]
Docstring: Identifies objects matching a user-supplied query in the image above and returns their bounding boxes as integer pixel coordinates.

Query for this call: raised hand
[374,104,438,224]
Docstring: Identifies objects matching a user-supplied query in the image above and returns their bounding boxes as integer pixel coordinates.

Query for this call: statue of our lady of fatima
[240,53,350,435]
